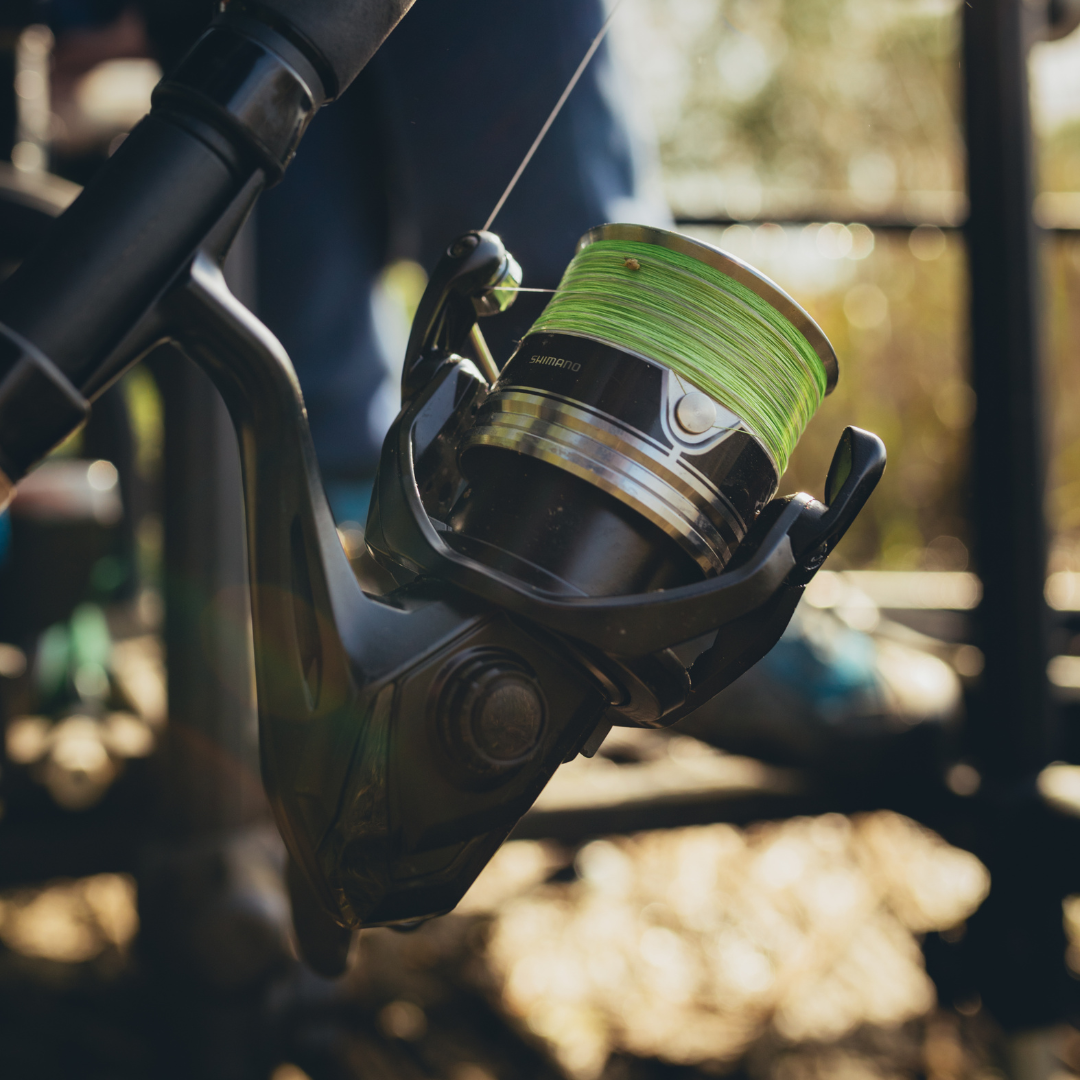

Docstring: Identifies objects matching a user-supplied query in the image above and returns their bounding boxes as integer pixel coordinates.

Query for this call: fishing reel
[0,0,881,964]
[237,225,883,943]
[0,0,879,978]
[24,218,881,964]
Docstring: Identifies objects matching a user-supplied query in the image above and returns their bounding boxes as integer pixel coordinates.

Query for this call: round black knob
[438,653,546,781]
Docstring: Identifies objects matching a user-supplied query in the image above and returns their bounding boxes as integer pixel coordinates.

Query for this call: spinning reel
[0,3,884,965]
[210,225,885,937]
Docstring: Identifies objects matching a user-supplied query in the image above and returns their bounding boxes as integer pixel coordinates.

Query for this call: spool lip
[578,223,839,395]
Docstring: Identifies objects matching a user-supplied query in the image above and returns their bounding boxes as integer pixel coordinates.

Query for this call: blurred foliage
[120,366,162,485]
[789,231,970,571]
[1041,120,1080,193]
[615,0,964,222]
[1046,236,1080,569]
[613,0,1080,570]
[690,223,969,569]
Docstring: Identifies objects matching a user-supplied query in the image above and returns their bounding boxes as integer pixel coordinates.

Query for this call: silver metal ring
[462,390,750,574]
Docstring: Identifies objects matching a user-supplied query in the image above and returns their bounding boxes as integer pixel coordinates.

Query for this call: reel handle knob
[821,426,887,543]
[791,426,887,576]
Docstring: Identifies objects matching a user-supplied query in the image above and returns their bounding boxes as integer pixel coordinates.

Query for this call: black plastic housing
[235,0,417,97]
[0,12,331,484]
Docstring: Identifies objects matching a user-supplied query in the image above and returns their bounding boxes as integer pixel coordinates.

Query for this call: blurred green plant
[616,0,965,223]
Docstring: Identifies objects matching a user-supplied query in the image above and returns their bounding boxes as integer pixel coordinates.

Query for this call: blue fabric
[760,609,881,713]
[48,0,126,30]
[0,511,10,568]
[323,479,376,528]
[256,0,669,484]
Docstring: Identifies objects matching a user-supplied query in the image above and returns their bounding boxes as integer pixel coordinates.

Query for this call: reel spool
[448,224,838,598]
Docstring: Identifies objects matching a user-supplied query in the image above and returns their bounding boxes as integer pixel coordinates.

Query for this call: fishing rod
[0,0,415,499]
[0,0,884,969]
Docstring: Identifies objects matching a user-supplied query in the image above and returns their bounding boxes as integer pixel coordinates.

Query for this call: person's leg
[254,76,393,512]
[371,0,671,356]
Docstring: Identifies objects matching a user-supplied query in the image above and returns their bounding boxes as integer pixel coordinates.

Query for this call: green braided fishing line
[527,239,827,474]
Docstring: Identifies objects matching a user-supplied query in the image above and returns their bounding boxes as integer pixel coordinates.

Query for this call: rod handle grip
[247,0,417,97]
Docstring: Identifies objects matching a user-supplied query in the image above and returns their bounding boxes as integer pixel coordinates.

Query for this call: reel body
[345,228,884,924]
[134,227,883,943]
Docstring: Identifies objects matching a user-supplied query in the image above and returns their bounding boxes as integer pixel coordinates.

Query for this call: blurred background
[1,0,1080,1078]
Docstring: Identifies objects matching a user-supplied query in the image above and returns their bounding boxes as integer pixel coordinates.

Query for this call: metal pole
[139,227,291,1080]
[951,0,1073,1040]
[964,0,1052,780]
[155,226,264,836]
[156,352,263,834]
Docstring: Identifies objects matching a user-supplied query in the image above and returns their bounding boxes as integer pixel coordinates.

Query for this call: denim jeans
[254,0,670,484]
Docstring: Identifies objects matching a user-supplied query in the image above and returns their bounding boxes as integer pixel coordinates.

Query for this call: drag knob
[438,653,547,781]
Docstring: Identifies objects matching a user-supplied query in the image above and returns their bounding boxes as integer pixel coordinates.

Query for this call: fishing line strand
[527,240,828,474]
[483,0,627,232]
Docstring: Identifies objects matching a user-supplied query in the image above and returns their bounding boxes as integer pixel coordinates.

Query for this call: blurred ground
[0,787,1052,1080]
